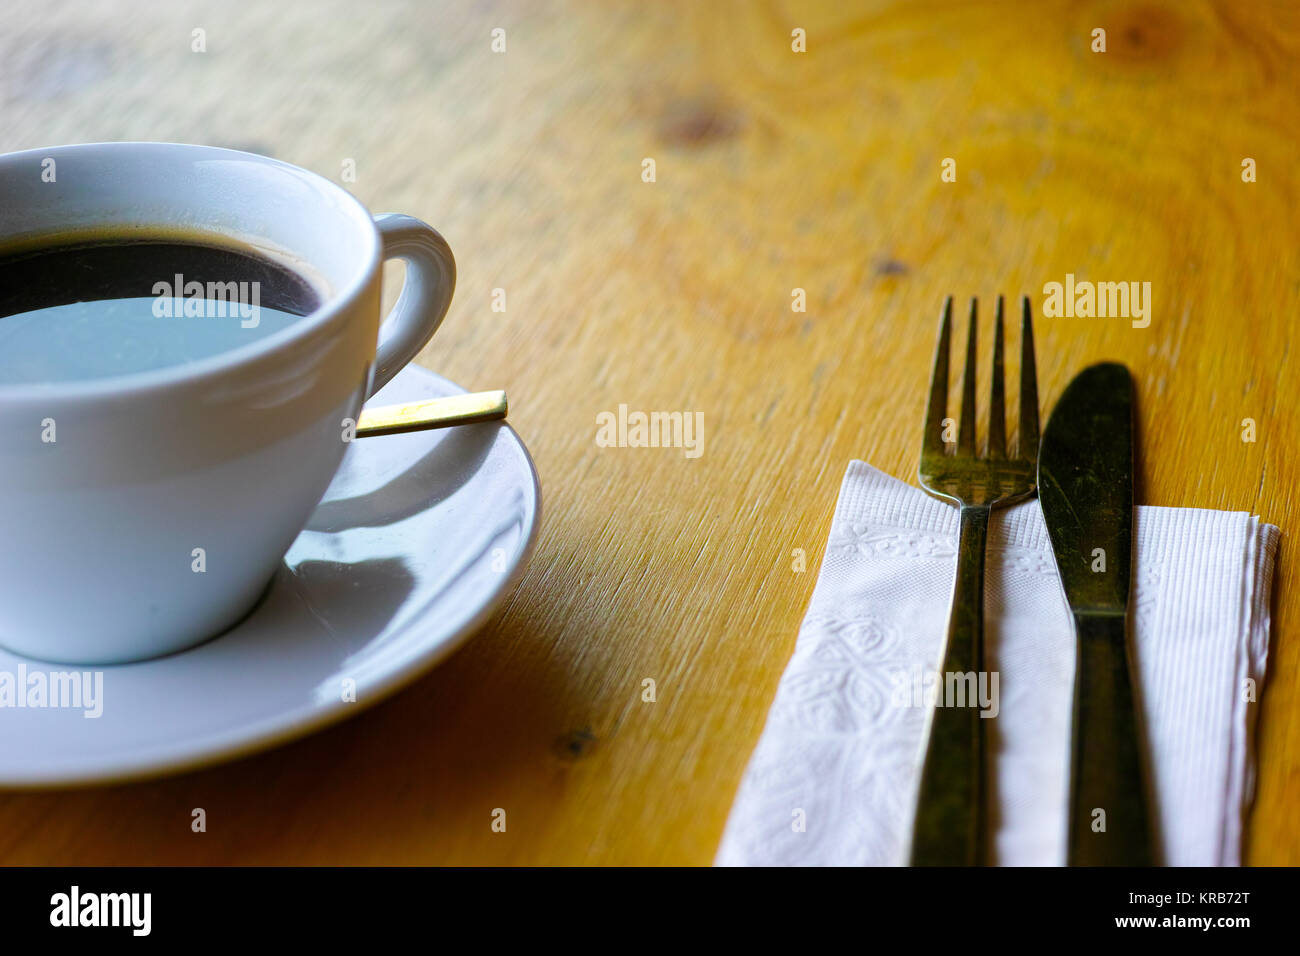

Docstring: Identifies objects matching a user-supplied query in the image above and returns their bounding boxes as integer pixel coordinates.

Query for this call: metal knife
[1037,362,1155,866]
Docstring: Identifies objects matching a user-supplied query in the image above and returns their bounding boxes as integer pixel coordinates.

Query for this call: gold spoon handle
[355,389,508,437]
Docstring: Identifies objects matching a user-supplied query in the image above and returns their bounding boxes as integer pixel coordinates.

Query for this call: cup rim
[0,141,382,402]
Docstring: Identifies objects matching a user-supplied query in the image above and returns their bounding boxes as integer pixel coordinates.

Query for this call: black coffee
[0,237,322,383]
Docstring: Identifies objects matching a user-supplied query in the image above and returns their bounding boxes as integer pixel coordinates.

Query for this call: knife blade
[1037,362,1155,866]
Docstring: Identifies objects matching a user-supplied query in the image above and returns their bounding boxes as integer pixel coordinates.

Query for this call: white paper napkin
[716,462,1279,866]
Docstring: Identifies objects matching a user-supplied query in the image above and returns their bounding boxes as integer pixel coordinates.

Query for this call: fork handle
[1067,612,1156,866]
[909,504,990,866]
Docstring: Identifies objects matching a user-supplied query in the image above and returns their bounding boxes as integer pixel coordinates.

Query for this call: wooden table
[1,0,1296,865]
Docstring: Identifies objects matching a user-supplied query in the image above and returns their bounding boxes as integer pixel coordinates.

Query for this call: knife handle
[910,504,988,866]
[1068,612,1156,866]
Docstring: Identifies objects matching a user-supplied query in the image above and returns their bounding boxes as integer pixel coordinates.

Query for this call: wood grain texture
[0,0,1296,865]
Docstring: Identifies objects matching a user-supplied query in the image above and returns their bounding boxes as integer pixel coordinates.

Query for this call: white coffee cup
[0,142,456,664]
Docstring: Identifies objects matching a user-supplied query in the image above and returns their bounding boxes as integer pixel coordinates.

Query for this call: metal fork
[908,295,1039,866]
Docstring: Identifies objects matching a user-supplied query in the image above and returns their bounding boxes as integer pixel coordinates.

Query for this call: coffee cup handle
[368,213,457,397]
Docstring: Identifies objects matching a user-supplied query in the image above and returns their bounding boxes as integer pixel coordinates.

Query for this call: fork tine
[1018,295,1040,461]
[957,298,977,456]
[988,296,1006,459]
[923,297,953,457]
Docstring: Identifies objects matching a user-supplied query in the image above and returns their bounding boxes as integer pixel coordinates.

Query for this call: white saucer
[0,365,540,787]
